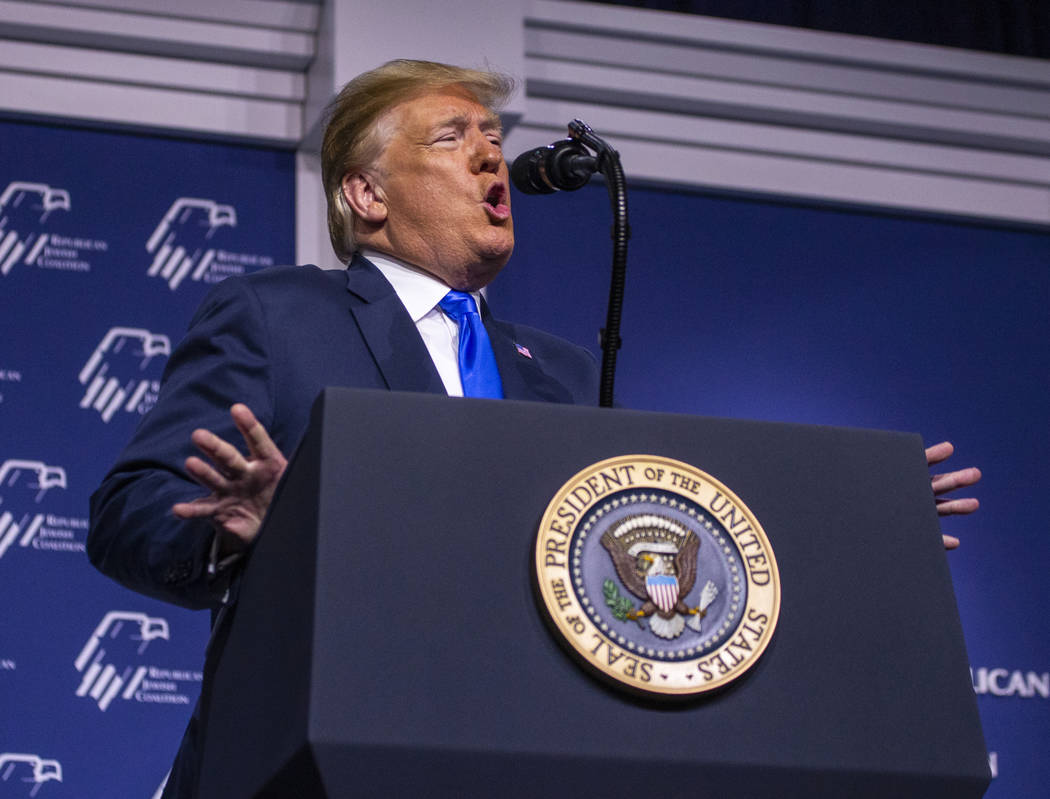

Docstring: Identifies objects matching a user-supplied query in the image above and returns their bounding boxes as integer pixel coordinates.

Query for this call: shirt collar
[360,248,484,322]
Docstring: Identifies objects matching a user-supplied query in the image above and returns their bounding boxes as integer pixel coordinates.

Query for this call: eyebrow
[435,112,503,133]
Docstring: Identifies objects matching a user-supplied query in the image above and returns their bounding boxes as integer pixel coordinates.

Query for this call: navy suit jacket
[88,255,598,798]
[88,254,598,609]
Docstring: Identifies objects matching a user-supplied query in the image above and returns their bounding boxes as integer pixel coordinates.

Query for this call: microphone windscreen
[510,146,557,195]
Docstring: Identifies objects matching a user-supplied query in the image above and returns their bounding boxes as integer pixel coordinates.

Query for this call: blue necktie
[438,290,504,398]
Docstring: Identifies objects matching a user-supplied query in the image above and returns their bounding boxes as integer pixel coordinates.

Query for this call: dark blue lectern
[198,388,989,798]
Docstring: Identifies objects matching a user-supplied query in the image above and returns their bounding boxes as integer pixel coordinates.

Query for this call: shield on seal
[645,573,679,615]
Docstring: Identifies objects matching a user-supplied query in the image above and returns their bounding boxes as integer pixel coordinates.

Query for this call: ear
[341,171,387,224]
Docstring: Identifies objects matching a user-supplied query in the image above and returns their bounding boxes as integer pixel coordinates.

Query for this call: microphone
[510,139,597,194]
[510,119,628,408]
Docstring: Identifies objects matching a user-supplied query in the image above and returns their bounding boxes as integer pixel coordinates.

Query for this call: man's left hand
[926,441,981,550]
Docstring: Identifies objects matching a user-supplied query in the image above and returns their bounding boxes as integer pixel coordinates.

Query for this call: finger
[230,403,284,462]
[191,427,249,477]
[936,497,979,516]
[931,466,982,495]
[184,455,230,493]
[925,441,954,467]
[942,534,960,550]
[172,497,220,519]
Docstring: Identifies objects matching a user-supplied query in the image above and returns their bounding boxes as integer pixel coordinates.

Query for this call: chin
[485,230,514,263]
[465,235,512,281]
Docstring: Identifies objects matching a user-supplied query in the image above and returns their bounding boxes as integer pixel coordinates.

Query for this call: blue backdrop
[2,118,1046,797]
[0,119,295,798]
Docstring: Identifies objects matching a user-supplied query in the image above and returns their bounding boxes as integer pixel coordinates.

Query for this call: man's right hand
[172,403,287,556]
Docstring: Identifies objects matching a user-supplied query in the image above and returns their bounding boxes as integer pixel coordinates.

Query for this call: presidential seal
[535,455,780,697]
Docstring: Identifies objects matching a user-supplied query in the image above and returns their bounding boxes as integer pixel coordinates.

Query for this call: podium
[198,388,989,798]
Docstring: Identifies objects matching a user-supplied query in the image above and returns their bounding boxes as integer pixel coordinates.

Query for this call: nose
[471,131,502,174]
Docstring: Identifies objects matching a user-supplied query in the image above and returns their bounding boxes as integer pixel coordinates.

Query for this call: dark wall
[584,0,1050,59]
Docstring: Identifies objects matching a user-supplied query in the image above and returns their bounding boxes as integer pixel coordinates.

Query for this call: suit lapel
[484,308,574,404]
[345,255,573,403]
[344,254,446,395]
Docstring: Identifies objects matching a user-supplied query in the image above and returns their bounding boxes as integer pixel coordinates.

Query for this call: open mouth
[483,183,510,219]
[484,183,505,208]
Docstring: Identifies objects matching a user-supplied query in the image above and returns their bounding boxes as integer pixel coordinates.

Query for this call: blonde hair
[321,59,515,264]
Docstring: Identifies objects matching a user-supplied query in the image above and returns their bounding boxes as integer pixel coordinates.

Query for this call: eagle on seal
[601,514,718,640]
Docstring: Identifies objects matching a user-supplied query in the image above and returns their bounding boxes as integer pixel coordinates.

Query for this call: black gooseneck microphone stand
[510,120,628,408]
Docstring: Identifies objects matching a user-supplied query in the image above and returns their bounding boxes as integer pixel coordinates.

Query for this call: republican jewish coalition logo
[73,611,202,713]
[0,459,68,560]
[0,182,70,276]
[535,455,780,696]
[77,327,170,422]
[145,197,236,290]
[74,611,170,711]
[0,753,62,796]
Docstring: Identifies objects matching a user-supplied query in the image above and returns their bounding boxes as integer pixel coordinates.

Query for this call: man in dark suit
[88,59,598,797]
[89,59,598,608]
[88,58,979,796]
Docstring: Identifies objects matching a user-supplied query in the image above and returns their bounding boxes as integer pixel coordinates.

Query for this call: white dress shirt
[361,248,485,397]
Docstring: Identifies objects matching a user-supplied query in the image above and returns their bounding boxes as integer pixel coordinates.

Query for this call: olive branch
[603,578,635,621]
